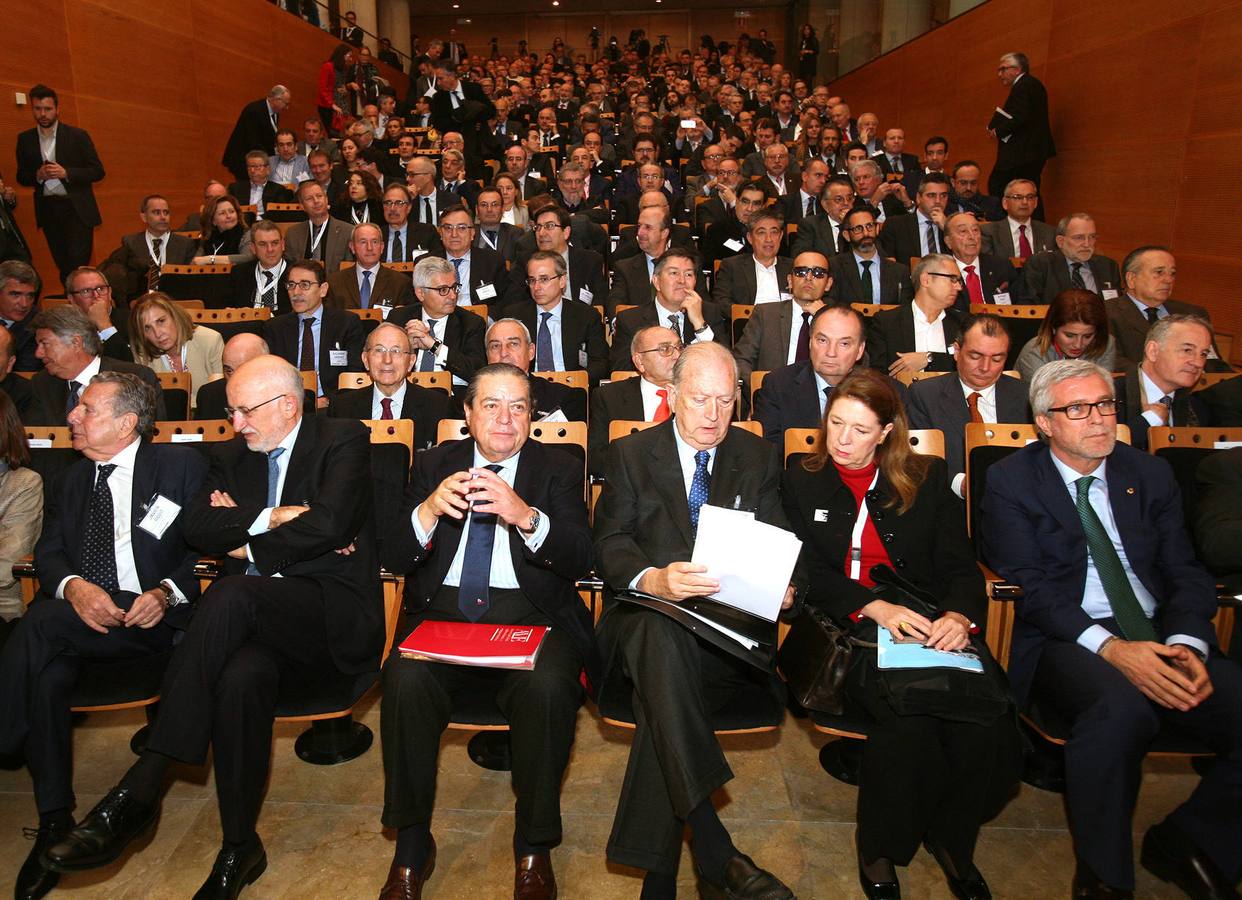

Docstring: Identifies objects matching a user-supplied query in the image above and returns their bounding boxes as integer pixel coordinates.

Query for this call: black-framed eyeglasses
[284,280,319,293]
[224,394,287,419]
[792,266,829,279]
[70,285,110,298]
[636,342,683,358]
[381,199,410,208]
[1046,399,1119,420]
[927,271,964,285]
[420,282,461,297]
[845,222,877,233]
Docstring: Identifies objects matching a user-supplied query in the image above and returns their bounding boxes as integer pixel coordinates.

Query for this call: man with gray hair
[1019,213,1123,305]
[987,52,1055,218]
[981,357,1242,899]
[28,305,164,426]
[0,258,43,371]
[390,255,487,393]
[222,85,291,182]
[437,148,480,209]
[1116,313,1214,450]
[0,371,206,900]
[226,151,295,221]
[587,325,681,476]
[483,317,586,422]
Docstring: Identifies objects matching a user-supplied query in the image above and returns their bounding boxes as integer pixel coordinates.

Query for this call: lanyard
[848,470,880,581]
[309,220,327,254]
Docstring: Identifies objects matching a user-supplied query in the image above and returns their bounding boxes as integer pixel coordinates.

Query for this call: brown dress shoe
[514,852,557,899]
[378,840,436,900]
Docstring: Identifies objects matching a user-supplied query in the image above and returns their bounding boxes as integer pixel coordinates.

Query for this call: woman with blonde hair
[128,293,224,410]
[0,390,41,621]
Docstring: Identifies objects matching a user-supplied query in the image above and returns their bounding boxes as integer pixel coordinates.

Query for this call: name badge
[1101,289,1118,300]
[779,292,793,303]
[813,509,831,523]
[329,349,349,366]
[992,291,1012,305]
[724,238,744,252]
[170,433,203,443]
[580,287,594,303]
[137,494,181,539]
[411,249,429,261]
[27,438,52,449]
[477,282,497,300]
[375,302,393,319]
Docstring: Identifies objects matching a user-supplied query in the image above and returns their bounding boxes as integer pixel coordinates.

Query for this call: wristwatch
[158,580,180,608]
[520,508,541,535]
[693,322,711,336]
[430,339,443,354]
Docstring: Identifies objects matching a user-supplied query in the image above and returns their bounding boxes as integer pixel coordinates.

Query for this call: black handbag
[778,604,874,715]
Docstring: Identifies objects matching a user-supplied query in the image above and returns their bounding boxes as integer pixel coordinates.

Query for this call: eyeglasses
[420,282,461,297]
[532,221,564,232]
[927,272,964,285]
[382,199,410,208]
[365,346,411,357]
[1004,193,1038,201]
[636,342,684,358]
[70,285,110,298]
[439,223,473,233]
[284,280,320,292]
[845,222,877,234]
[224,394,287,419]
[1046,399,1119,420]
[792,266,829,279]
[526,274,564,286]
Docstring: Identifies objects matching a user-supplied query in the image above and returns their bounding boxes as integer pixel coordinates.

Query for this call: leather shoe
[1141,820,1241,900]
[378,839,436,900]
[192,840,267,899]
[42,787,158,872]
[514,852,557,899]
[16,821,72,900]
[698,853,795,899]
[857,848,900,900]
[923,840,991,900]
[1072,863,1133,899]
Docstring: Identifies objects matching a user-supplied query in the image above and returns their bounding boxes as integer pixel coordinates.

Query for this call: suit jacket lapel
[281,414,318,505]
[651,423,695,547]
[776,301,793,358]
[1035,445,1082,535]
[129,443,159,577]
[899,305,917,351]
[706,429,745,509]
[1105,453,1146,569]
[796,364,822,425]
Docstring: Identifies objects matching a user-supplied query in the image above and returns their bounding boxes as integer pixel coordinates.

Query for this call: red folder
[398,621,549,670]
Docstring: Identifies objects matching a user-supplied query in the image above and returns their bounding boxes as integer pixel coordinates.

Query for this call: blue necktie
[360,269,372,308]
[419,319,438,372]
[688,450,710,537]
[536,311,554,372]
[456,463,505,621]
[248,447,286,575]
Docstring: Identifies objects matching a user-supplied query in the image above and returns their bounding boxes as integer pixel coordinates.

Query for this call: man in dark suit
[194,333,267,422]
[867,254,968,378]
[27,306,165,426]
[980,359,1242,899]
[405,158,457,228]
[979,179,1055,260]
[826,207,913,306]
[328,321,451,451]
[264,259,364,407]
[338,11,363,45]
[502,146,550,202]
[500,251,608,386]
[225,220,292,314]
[389,256,487,394]
[587,325,680,477]
[548,162,607,225]
[380,182,444,263]
[791,175,855,259]
[376,362,595,900]
[98,195,196,301]
[483,318,587,423]
[429,62,495,180]
[779,159,829,227]
[0,260,43,372]
[701,182,771,268]
[221,86,289,183]
[1019,214,1122,305]
[734,250,831,390]
[1107,246,1231,371]
[64,266,131,361]
[873,127,922,197]
[0,325,35,419]
[46,356,384,896]
[1116,315,1213,451]
[284,181,353,274]
[943,212,1024,311]
[433,205,508,311]
[0,373,205,900]
[876,173,950,264]
[14,85,106,284]
[710,210,793,308]
[612,194,694,264]
[946,161,1005,222]
[692,157,744,237]
[473,187,524,262]
[612,249,729,373]
[437,148,481,210]
[850,158,910,221]
[987,53,1056,219]
[593,342,800,898]
[906,314,1031,496]
[326,223,416,313]
[501,205,606,309]
[608,206,704,316]
[227,152,295,220]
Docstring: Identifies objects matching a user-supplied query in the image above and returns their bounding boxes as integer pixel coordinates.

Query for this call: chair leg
[129,703,160,756]
[467,732,512,772]
[819,738,863,785]
[294,715,374,765]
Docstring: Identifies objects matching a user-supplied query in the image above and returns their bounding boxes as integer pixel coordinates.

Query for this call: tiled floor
[0,695,1197,898]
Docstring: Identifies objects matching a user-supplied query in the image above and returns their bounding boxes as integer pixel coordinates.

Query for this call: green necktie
[1074,476,1158,642]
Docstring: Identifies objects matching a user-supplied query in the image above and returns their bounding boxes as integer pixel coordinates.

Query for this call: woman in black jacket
[782,369,1019,900]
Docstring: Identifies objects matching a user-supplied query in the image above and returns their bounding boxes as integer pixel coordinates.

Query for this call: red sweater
[834,460,893,590]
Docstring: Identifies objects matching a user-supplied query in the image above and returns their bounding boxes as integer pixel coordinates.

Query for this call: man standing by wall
[987,52,1055,221]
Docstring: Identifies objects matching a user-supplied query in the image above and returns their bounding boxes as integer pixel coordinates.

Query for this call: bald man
[193,332,268,421]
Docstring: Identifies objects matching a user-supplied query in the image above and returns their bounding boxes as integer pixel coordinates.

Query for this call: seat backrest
[731,303,754,345]
[170,299,205,310]
[300,371,317,395]
[1147,426,1242,525]
[968,303,1049,368]
[850,303,899,317]
[362,418,415,544]
[338,371,372,391]
[348,308,386,322]
[150,420,234,443]
[24,425,79,504]
[189,307,272,342]
[533,370,588,390]
[409,371,452,392]
[750,370,769,408]
[609,370,639,382]
[782,427,944,464]
[459,304,488,320]
[156,372,191,421]
[1194,372,1239,393]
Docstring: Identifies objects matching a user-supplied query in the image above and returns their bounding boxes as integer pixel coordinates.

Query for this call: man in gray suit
[906,314,1031,498]
[284,181,353,274]
[1017,213,1122,304]
[98,194,196,301]
[979,179,1054,260]
[710,209,792,308]
[733,250,831,387]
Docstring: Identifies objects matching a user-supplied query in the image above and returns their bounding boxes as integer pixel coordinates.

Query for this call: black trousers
[144,575,332,845]
[0,594,174,815]
[1033,639,1242,889]
[38,197,94,287]
[846,652,1021,870]
[988,159,1048,221]
[600,604,773,875]
[379,623,584,844]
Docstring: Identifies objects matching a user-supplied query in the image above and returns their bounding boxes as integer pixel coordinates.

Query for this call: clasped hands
[1101,639,1213,712]
[861,598,972,651]
[418,468,533,533]
[65,579,166,633]
[638,562,796,610]
[210,490,309,559]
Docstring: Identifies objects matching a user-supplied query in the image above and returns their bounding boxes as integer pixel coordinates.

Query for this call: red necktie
[1017,224,1033,259]
[380,397,393,420]
[964,265,984,305]
[967,391,983,424]
[653,388,670,423]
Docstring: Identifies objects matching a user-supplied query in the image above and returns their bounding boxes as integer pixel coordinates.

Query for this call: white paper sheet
[691,504,803,622]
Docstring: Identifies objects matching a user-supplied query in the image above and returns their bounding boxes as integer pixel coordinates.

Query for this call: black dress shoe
[923,840,991,900]
[1141,821,1241,900]
[43,787,158,872]
[192,840,268,899]
[16,821,72,900]
[1072,863,1133,899]
[857,850,900,900]
[698,853,794,899]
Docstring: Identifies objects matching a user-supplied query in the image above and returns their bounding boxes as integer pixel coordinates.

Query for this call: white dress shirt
[1139,367,1176,427]
[534,300,566,370]
[56,437,140,598]
[752,256,782,303]
[911,307,948,353]
[254,258,287,309]
[145,231,168,266]
[37,125,67,196]
[639,375,667,420]
[355,263,382,308]
[68,356,103,394]
[247,418,303,547]
[654,298,714,344]
[371,381,408,419]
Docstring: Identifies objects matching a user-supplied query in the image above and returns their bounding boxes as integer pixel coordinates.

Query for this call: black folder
[616,590,777,670]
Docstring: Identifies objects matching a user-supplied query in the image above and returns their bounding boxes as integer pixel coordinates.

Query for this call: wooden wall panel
[829,0,1242,360]
[2,0,405,292]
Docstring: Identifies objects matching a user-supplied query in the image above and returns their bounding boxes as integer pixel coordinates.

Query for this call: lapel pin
[1126,487,1136,494]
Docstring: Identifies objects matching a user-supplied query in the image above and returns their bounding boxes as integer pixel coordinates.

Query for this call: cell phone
[681,119,696,129]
